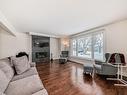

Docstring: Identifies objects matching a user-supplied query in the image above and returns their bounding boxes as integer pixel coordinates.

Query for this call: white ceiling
[0,0,127,36]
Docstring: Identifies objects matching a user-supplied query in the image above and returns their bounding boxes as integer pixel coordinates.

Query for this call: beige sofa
[0,57,48,95]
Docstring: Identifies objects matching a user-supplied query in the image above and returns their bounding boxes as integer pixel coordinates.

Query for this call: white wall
[49,37,70,60]
[106,20,127,62]
[0,28,32,60]
[50,37,60,59]
[69,20,127,64]
[60,37,70,51]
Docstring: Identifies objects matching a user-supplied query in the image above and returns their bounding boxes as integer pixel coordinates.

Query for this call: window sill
[70,56,94,61]
[70,56,104,62]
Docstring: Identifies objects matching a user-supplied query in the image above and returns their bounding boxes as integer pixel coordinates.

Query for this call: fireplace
[32,35,50,63]
[36,52,48,59]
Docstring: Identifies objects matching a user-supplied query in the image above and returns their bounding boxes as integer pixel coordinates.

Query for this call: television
[34,42,49,48]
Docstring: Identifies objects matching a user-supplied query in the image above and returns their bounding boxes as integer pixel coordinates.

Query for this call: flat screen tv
[34,42,49,48]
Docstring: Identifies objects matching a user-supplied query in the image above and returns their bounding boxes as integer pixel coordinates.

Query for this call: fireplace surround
[32,35,50,63]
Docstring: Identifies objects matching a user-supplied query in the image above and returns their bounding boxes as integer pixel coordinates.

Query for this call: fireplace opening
[36,52,48,59]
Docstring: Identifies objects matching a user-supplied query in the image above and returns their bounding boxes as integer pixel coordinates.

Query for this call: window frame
[70,30,105,61]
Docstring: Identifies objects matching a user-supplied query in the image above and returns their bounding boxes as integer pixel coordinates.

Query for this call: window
[72,39,77,56]
[71,31,104,61]
[77,36,92,58]
[93,33,104,60]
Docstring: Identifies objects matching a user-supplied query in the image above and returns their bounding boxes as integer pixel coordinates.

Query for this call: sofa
[0,57,48,95]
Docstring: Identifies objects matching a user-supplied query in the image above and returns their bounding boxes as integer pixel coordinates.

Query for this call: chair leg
[92,70,94,78]
[83,72,86,74]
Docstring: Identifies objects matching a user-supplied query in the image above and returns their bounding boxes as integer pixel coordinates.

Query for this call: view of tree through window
[94,33,103,60]
[77,36,92,58]
[72,39,76,56]
[71,32,104,61]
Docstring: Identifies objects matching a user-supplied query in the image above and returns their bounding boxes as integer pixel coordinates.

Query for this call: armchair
[95,63,118,75]
[59,51,69,64]
[94,53,118,75]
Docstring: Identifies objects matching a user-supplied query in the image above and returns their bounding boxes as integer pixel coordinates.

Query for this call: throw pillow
[12,56,30,74]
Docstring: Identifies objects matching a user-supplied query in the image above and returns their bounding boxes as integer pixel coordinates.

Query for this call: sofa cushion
[0,61,14,81]
[5,75,44,95]
[11,67,38,81]
[32,89,48,95]
[0,58,10,65]
[0,92,6,95]
[95,64,102,70]
[0,69,10,93]
[12,56,30,74]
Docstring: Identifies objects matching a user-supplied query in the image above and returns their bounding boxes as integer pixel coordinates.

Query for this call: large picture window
[77,36,92,58]
[71,31,104,61]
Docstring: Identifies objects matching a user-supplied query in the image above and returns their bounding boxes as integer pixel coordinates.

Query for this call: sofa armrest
[29,62,36,67]
[94,64,102,74]
[95,62,118,75]
[101,63,117,74]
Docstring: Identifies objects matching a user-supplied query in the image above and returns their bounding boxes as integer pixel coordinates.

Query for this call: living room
[0,0,127,95]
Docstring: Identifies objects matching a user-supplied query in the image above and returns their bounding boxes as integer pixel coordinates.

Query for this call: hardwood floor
[37,61,127,95]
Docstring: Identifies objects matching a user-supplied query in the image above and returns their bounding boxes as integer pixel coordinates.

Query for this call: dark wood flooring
[36,61,127,95]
